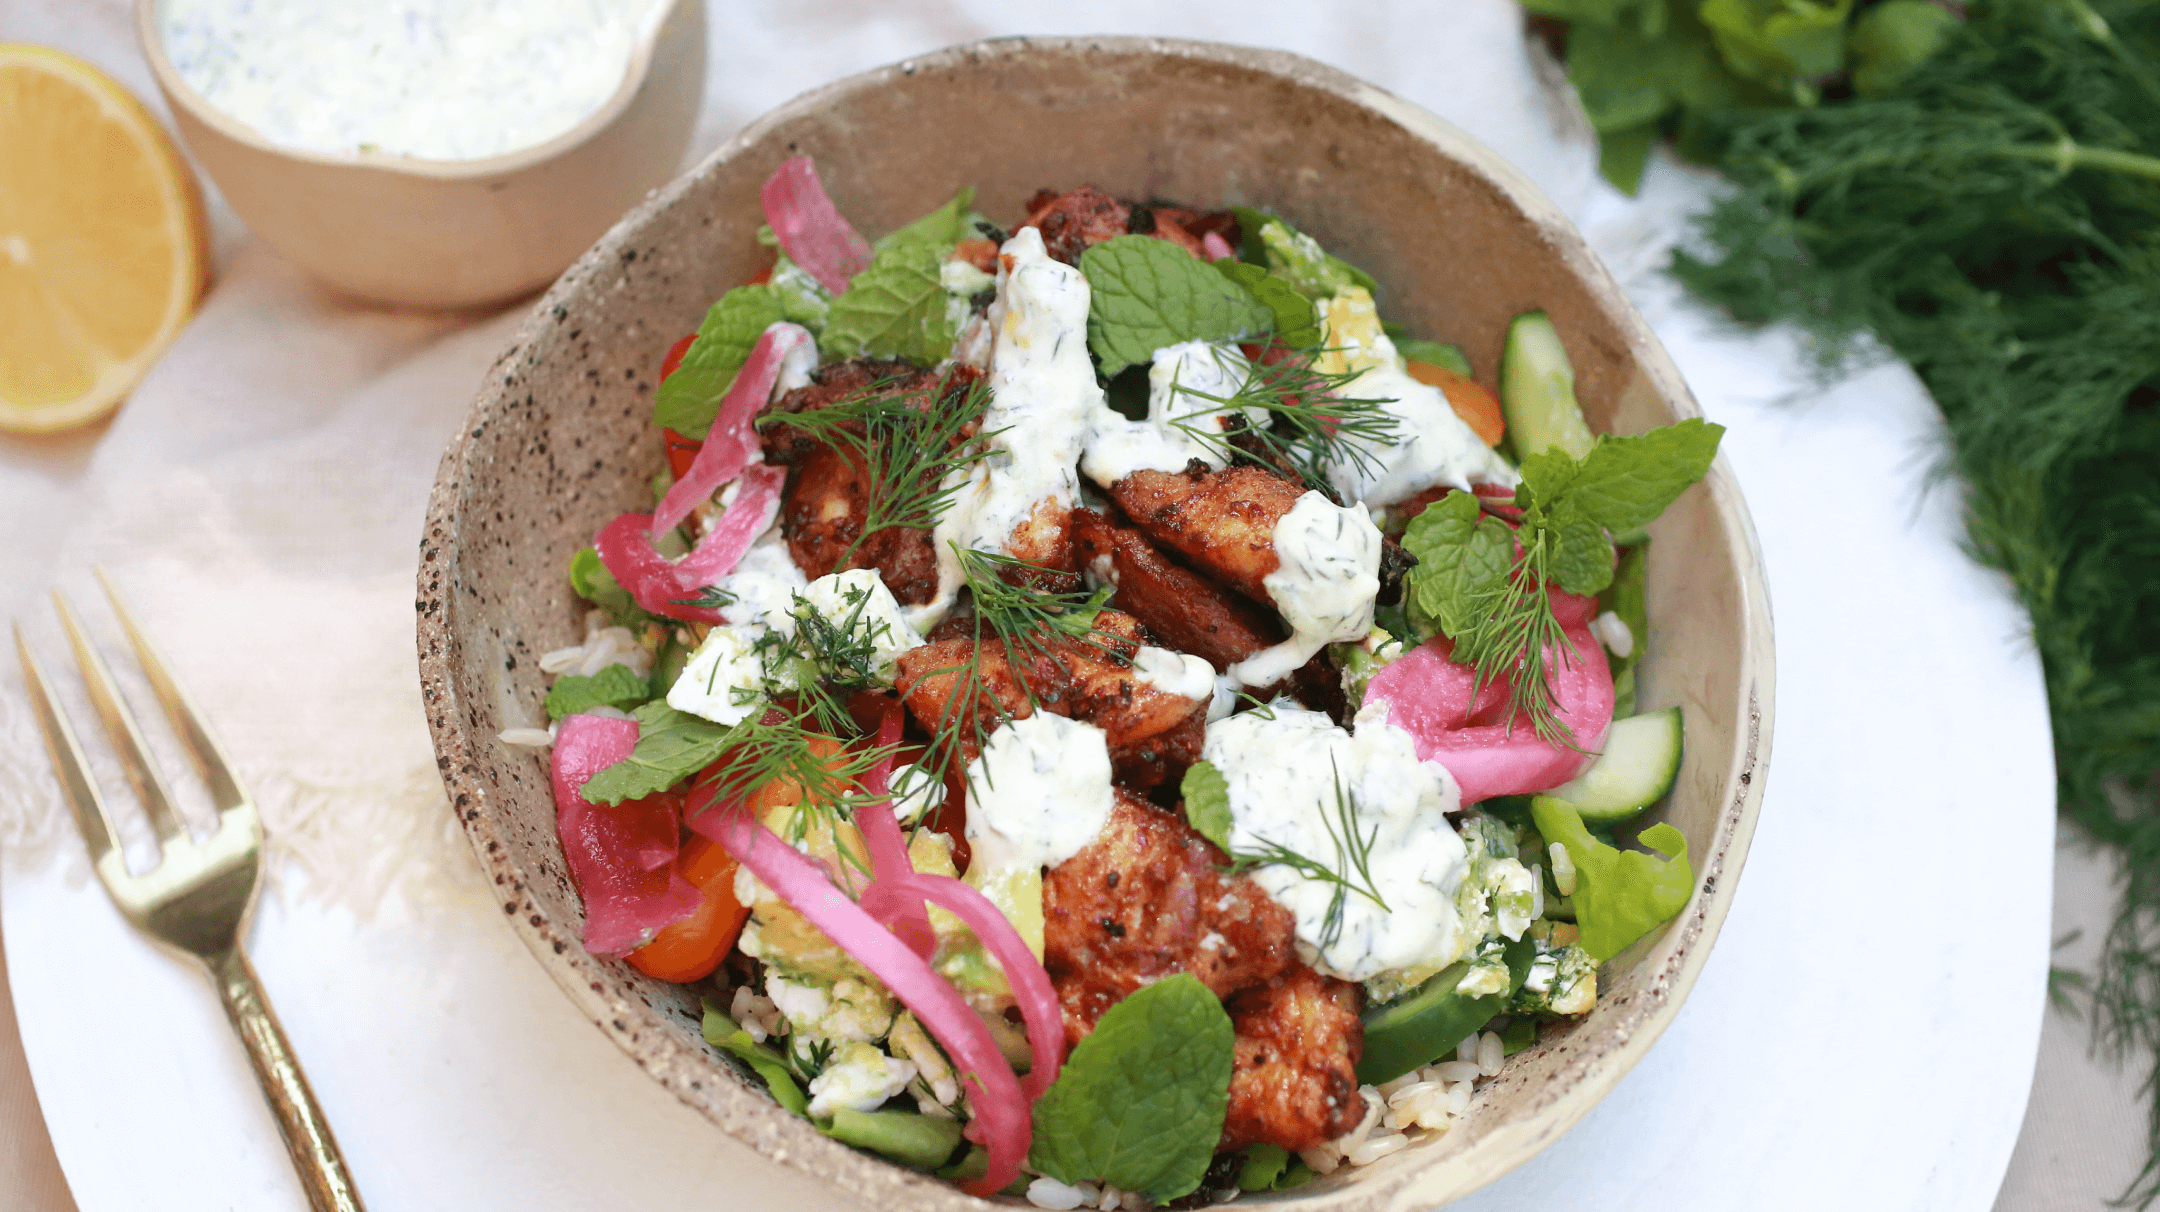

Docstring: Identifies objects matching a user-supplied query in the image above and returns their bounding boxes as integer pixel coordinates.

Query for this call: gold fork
[14,571,365,1212]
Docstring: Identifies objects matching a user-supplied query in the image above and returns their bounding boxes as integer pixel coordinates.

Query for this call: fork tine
[94,568,249,815]
[14,623,125,869]
[52,588,195,845]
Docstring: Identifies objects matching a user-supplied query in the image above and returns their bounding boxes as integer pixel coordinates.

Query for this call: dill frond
[1162,341,1402,492]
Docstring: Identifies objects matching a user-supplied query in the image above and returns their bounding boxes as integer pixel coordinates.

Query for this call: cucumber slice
[1356,936,1536,1085]
[1549,707,1684,824]
[1500,311,1597,460]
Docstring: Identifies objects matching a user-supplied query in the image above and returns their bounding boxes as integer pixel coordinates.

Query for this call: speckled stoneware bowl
[417,36,1774,1210]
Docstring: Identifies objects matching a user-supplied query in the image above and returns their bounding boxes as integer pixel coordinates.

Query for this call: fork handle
[210,946,368,1212]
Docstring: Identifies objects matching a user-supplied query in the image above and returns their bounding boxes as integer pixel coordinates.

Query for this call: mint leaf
[1698,0,1853,88]
[1562,418,1724,533]
[1529,796,1694,961]
[1395,339,1471,376]
[579,700,741,805]
[1547,499,1616,597]
[878,187,976,251]
[569,547,654,629]
[1401,491,1514,637]
[1849,0,1957,98]
[770,255,832,329]
[703,1001,809,1117]
[1028,974,1234,1200]
[1180,762,1233,852]
[653,285,786,438]
[544,664,653,721]
[1518,445,1583,506]
[1211,260,1319,349]
[1079,235,1273,378]
[823,239,955,365]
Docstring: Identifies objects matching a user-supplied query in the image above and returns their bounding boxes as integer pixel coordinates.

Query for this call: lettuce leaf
[1395,338,1472,376]
[1529,796,1694,960]
[652,285,787,438]
[1600,542,1650,717]
[878,186,977,251]
[568,547,653,629]
[1211,259,1320,349]
[1028,973,1234,1200]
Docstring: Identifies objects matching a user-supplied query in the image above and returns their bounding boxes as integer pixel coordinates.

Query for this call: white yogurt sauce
[1229,491,1384,687]
[1313,290,1517,506]
[1080,340,1260,486]
[916,227,1102,630]
[964,713,1115,874]
[1201,704,1471,981]
[1132,644,1217,702]
[667,562,920,726]
[160,0,662,161]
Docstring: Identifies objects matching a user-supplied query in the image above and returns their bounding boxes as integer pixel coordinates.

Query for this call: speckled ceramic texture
[417,37,1774,1211]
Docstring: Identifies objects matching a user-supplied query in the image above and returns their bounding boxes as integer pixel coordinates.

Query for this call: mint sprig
[652,285,786,438]
[1027,974,1235,1201]
[577,700,740,806]
[544,664,653,721]
[822,238,956,366]
[1179,761,1234,852]
[1079,235,1273,377]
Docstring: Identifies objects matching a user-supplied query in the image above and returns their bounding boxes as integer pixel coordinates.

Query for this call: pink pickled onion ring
[1202,231,1237,261]
[550,714,701,955]
[653,323,813,537]
[853,706,937,958]
[761,156,873,296]
[694,807,1030,1196]
[672,462,785,588]
[595,465,785,624]
[880,871,1065,1101]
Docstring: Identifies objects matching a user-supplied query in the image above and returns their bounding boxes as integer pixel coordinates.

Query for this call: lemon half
[0,45,208,434]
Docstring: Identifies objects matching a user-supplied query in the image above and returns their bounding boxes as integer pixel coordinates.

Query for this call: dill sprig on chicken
[1223,758,1390,953]
[1161,341,1402,492]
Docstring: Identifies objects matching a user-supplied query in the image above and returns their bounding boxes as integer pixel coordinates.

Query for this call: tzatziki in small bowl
[135,0,706,308]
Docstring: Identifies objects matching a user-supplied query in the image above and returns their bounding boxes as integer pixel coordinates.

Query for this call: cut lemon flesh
[0,45,207,433]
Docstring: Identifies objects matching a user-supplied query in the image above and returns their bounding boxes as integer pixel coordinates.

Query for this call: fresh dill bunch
[1448,527,1579,749]
[1671,0,2160,1198]
[1223,758,1390,953]
[1163,341,1402,492]
[759,370,997,564]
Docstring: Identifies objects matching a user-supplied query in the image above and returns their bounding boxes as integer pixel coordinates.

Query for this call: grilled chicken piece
[1109,708,1205,793]
[1126,203,1208,258]
[893,638,1041,768]
[1221,967,1366,1152]
[999,497,1080,591]
[1107,465,1307,604]
[781,444,941,605]
[1043,792,1296,1046]
[759,358,940,464]
[1021,185,1133,265]
[1057,612,1206,749]
[1071,507,1283,672]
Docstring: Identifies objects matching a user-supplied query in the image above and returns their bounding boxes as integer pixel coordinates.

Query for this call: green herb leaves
[544,664,652,721]
[1028,974,1235,1200]
[1529,795,1693,960]
[823,238,955,365]
[1400,417,1721,742]
[1079,236,1273,377]
[578,700,735,805]
[1180,761,1234,852]
[653,285,786,438]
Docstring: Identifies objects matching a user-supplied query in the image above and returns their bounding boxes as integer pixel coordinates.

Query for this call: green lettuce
[1529,796,1694,960]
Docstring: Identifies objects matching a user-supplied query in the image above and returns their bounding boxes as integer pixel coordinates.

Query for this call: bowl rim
[416,32,1776,1209]
[133,0,685,178]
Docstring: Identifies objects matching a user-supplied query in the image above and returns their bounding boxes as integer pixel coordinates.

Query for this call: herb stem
[1991,141,2160,184]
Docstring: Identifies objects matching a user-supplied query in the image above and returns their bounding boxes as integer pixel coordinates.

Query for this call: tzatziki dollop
[964,713,1116,874]
[160,0,662,161]
[1080,340,1261,486]
[1201,702,1472,982]
[1229,491,1384,687]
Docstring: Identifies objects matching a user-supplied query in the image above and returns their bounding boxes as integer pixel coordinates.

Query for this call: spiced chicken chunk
[1221,967,1366,1152]
[1071,506,1283,672]
[1107,465,1308,605]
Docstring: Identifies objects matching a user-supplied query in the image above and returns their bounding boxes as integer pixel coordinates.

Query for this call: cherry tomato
[662,427,702,480]
[626,834,750,983]
[659,333,697,383]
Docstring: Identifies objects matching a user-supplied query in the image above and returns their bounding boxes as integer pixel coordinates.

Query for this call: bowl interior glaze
[418,36,1772,1211]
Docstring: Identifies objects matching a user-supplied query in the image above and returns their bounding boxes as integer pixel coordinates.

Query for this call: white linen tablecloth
[0,1,2067,1209]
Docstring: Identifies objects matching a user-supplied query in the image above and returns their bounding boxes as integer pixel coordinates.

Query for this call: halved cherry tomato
[662,427,702,480]
[1406,358,1507,447]
[626,833,750,982]
[659,333,697,383]
[747,262,775,286]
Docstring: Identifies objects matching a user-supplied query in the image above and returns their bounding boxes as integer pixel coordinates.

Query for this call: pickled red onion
[551,713,701,956]
[594,464,784,624]
[880,871,1065,1101]
[761,156,873,296]
[854,707,937,959]
[652,324,813,537]
[1202,231,1237,261]
[694,807,1030,1196]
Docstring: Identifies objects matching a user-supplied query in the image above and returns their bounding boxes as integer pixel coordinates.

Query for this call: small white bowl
[135,0,706,309]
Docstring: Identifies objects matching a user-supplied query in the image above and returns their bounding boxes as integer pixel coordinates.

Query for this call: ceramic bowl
[417,36,1774,1210]
[134,0,706,309]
